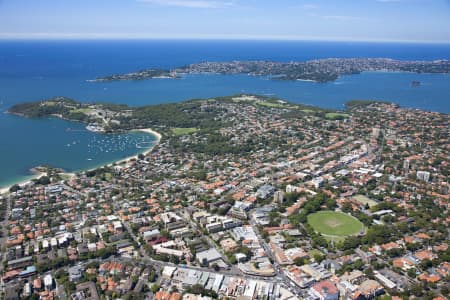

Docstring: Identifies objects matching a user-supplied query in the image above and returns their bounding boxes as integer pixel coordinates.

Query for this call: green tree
[407,268,417,278]
[151,284,160,294]
[294,257,307,266]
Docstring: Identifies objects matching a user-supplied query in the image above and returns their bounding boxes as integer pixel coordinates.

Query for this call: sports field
[307,211,364,237]
[325,112,349,120]
[171,127,198,136]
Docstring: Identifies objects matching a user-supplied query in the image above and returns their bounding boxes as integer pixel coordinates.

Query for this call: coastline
[136,128,162,144]
[0,172,47,195]
[0,128,162,195]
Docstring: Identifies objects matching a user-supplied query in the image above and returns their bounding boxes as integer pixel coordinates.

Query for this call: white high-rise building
[403,159,410,172]
[44,274,53,291]
[416,171,430,182]
[273,191,285,203]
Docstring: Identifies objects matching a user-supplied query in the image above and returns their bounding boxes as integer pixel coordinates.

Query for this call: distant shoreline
[0,128,161,195]
[91,58,450,83]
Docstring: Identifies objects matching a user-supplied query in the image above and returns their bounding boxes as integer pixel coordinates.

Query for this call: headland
[92,58,450,83]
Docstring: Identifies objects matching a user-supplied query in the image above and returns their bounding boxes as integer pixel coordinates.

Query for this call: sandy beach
[0,128,161,195]
[0,172,47,195]
[136,128,162,144]
[0,186,12,194]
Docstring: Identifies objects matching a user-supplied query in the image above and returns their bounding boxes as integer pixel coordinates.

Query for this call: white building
[416,171,430,182]
[44,274,54,291]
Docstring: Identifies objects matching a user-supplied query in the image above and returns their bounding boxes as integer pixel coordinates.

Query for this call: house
[393,257,415,270]
[220,238,238,252]
[206,222,223,233]
[235,253,248,263]
[310,280,339,300]
[160,212,184,230]
[197,248,223,267]
[72,281,100,300]
[381,242,401,252]
[311,177,324,188]
[162,266,177,279]
[257,185,275,199]
[77,243,89,255]
[358,280,384,299]
[153,240,187,259]
[33,278,43,292]
[87,243,97,252]
[418,273,441,283]
[143,229,161,242]
[69,266,83,282]
[414,250,437,262]
[373,271,396,290]
[155,291,181,300]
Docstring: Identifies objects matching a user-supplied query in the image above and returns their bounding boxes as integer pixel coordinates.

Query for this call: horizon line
[1,34,450,45]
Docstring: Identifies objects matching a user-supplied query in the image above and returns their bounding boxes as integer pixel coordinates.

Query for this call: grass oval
[307,211,364,237]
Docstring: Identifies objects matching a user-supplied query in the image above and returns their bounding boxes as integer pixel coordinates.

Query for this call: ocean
[1,40,449,187]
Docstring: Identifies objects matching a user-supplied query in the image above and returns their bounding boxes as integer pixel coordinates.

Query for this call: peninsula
[8,95,335,137]
[92,58,450,83]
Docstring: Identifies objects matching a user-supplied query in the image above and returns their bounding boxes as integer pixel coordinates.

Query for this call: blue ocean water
[0,40,449,187]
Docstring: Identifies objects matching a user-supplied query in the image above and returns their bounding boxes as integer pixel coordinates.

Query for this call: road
[119,204,307,297]
[248,211,306,297]
[121,216,309,293]
[0,193,11,273]
[0,194,11,298]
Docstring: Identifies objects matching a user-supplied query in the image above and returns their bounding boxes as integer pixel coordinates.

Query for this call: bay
[0,113,156,187]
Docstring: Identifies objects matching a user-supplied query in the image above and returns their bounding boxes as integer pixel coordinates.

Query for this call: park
[307,211,364,241]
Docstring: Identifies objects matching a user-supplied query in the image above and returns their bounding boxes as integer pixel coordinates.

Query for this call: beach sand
[0,172,47,195]
[136,128,162,143]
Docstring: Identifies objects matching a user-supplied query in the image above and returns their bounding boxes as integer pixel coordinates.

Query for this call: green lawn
[44,101,56,106]
[325,112,349,120]
[171,127,198,136]
[307,211,364,237]
[70,108,92,114]
[308,249,323,258]
[256,101,285,108]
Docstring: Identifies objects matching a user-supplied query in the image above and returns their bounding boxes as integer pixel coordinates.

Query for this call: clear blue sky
[1,0,449,42]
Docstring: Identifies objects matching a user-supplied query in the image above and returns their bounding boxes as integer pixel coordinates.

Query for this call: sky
[0,0,449,43]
